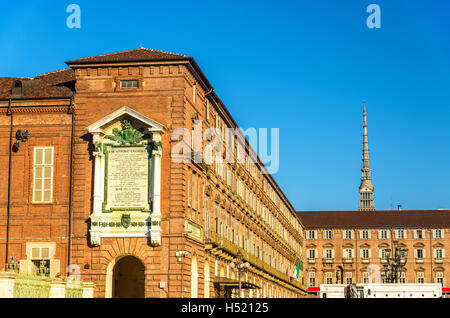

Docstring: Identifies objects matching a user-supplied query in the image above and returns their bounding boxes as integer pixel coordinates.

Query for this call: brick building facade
[0,48,306,298]
[297,210,450,294]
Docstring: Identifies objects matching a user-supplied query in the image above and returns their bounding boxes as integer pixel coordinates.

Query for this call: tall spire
[358,102,375,211]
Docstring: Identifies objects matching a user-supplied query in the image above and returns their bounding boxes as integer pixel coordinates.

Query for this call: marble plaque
[104,146,150,211]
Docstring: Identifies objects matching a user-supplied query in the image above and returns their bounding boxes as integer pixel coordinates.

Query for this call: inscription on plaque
[104,146,151,211]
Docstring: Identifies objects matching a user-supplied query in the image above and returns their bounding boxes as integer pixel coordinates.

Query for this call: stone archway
[106,255,145,298]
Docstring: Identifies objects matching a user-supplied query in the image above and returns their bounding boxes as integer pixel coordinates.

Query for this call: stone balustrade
[0,271,95,298]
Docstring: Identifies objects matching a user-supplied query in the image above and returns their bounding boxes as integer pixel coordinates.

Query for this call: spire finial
[358,102,375,211]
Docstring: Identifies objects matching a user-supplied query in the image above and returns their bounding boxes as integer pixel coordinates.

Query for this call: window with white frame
[345,272,353,284]
[33,147,54,203]
[399,272,406,283]
[343,248,353,259]
[361,230,370,239]
[415,229,424,239]
[324,249,334,259]
[120,80,139,89]
[417,272,425,284]
[25,242,59,277]
[307,230,316,239]
[415,249,425,259]
[396,229,406,239]
[308,272,316,287]
[325,272,333,284]
[433,229,444,239]
[436,272,444,286]
[308,249,316,259]
[379,248,388,259]
[362,271,369,283]
[343,230,353,239]
[434,248,444,259]
[30,246,50,273]
[361,249,370,259]
[379,230,389,239]
[324,230,333,239]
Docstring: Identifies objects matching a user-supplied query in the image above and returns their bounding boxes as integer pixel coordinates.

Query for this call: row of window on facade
[307,271,445,286]
[307,229,445,240]
[214,162,300,251]
[212,108,301,235]
[307,248,445,260]
[187,172,293,277]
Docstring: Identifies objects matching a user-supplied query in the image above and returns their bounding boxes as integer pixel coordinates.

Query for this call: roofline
[66,51,302,225]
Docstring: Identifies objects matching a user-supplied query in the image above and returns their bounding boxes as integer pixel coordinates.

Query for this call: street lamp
[230,250,250,298]
[381,240,408,283]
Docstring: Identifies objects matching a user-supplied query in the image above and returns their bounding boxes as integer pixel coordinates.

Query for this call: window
[204,198,210,238]
[26,242,58,277]
[415,249,424,259]
[307,230,316,239]
[345,272,353,284]
[361,249,370,259]
[417,272,425,284]
[324,230,333,239]
[415,230,424,239]
[30,247,50,274]
[379,248,388,259]
[308,272,316,287]
[399,272,406,284]
[434,249,444,259]
[324,249,334,259]
[205,99,210,123]
[436,272,444,286]
[308,249,316,259]
[396,229,406,239]
[325,272,333,284]
[33,147,54,203]
[343,249,353,259]
[362,272,369,283]
[433,229,443,239]
[379,230,389,239]
[343,230,353,239]
[361,230,370,239]
[120,80,139,88]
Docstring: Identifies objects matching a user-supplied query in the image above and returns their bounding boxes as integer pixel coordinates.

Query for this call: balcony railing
[307,258,316,264]
[322,258,334,264]
[343,258,354,264]
[208,232,306,291]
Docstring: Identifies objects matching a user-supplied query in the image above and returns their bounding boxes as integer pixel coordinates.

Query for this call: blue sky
[2,1,449,211]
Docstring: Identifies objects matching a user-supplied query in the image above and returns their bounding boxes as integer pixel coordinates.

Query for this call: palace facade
[0,48,306,298]
[297,210,450,295]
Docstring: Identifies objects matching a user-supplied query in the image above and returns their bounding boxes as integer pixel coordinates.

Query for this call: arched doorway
[110,255,145,298]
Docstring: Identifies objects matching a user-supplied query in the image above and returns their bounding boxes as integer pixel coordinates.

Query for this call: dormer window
[12,80,23,96]
[120,80,139,89]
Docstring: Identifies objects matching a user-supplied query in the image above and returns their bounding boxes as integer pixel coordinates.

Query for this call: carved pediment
[87,106,166,134]
[413,242,425,248]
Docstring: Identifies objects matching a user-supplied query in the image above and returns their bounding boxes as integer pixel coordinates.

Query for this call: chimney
[397,205,402,211]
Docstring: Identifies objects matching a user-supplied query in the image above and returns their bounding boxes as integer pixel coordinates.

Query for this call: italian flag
[290,257,301,280]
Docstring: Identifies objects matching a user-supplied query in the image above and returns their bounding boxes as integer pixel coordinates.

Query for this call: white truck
[318,283,443,298]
